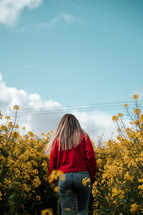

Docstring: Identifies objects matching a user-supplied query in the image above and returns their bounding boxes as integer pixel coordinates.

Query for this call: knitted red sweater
[49,133,97,183]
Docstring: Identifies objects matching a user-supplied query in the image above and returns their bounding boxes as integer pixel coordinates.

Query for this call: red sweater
[49,133,97,183]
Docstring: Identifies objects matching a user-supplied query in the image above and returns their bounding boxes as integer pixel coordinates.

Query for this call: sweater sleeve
[84,134,97,184]
[48,139,58,175]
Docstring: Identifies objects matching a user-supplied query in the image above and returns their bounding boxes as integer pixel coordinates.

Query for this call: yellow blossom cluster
[13,105,20,110]
[133,107,141,115]
[48,170,65,193]
[130,203,141,214]
[112,113,124,122]
[132,94,139,100]
[64,208,71,212]
[0,107,57,214]
[82,177,91,187]
[41,208,54,215]
[92,95,143,214]
[1,97,143,214]
[49,170,64,183]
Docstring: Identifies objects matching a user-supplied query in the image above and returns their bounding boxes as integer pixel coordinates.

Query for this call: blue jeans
[58,172,91,215]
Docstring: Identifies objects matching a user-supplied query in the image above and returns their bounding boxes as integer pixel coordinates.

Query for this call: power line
[17,100,139,111]
[1,101,142,111]
[0,100,142,117]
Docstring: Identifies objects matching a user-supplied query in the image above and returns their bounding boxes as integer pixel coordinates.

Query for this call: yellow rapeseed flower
[139,113,143,122]
[138,184,143,190]
[13,105,20,110]
[112,115,118,122]
[93,181,97,186]
[49,170,64,183]
[23,184,31,193]
[65,208,71,212]
[7,121,13,127]
[28,131,34,137]
[124,103,128,108]
[133,120,140,125]
[33,177,41,188]
[118,113,123,118]
[132,94,139,100]
[130,203,140,214]
[14,124,19,129]
[117,128,121,132]
[5,116,11,120]
[35,195,41,201]
[124,172,134,182]
[112,187,124,199]
[41,208,53,215]
[133,108,141,115]
[1,124,8,132]
[11,131,20,139]
[53,186,59,193]
[82,177,91,186]
[138,178,143,183]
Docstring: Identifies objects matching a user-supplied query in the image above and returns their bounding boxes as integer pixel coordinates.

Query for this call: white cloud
[0,73,114,142]
[0,73,64,134]
[35,13,85,29]
[0,0,43,26]
[72,111,115,142]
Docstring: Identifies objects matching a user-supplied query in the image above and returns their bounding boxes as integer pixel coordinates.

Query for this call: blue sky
[0,0,143,139]
[1,0,143,106]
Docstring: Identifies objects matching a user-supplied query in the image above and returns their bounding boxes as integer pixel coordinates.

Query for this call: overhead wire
[0,100,142,117]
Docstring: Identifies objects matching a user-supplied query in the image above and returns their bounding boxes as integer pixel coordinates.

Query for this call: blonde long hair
[45,114,85,155]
